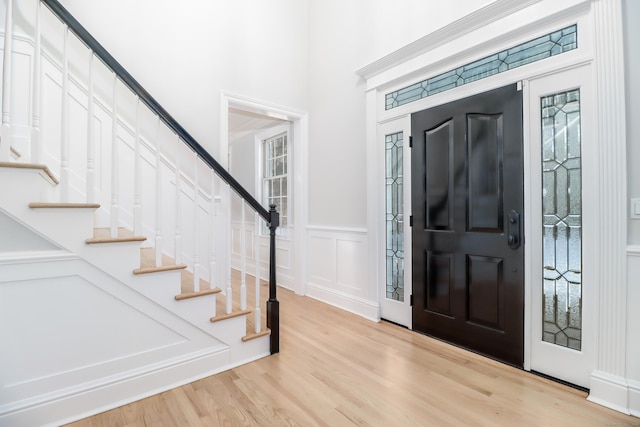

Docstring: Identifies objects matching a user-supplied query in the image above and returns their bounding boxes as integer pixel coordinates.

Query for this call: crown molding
[355,0,542,80]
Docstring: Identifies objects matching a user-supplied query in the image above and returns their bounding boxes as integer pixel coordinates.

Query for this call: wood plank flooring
[66,288,638,427]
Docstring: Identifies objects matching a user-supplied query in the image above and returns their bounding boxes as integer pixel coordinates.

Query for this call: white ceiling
[228,108,286,143]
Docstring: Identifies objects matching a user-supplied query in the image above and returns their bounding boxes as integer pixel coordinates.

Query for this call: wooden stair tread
[139,247,178,268]
[179,269,218,294]
[1,162,60,184]
[175,288,221,301]
[134,247,187,274]
[242,329,271,342]
[134,264,187,274]
[29,202,100,209]
[86,227,147,244]
[210,309,252,323]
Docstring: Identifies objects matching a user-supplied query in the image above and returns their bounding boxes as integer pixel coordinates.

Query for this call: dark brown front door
[411,84,524,366]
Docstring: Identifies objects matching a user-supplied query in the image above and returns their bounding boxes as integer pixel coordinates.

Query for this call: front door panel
[411,84,524,366]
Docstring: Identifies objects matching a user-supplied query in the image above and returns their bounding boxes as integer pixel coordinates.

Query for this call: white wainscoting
[627,245,640,417]
[230,220,294,289]
[0,252,230,427]
[306,226,379,321]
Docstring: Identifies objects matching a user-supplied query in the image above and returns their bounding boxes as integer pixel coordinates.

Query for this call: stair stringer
[2,165,271,360]
[0,166,271,407]
[0,251,233,427]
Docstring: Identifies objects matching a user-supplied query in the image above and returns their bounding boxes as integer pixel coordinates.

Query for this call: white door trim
[363,0,629,414]
[377,116,412,327]
[220,91,309,296]
[524,63,595,388]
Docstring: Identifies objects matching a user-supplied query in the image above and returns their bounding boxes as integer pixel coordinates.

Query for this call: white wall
[306,0,495,227]
[48,0,497,236]
[55,0,309,161]
[623,0,640,245]
[623,1,640,413]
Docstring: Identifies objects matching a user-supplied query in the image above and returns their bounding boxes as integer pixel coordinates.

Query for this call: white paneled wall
[230,220,294,290]
[0,251,230,426]
[627,245,640,417]
[306,226,378,321]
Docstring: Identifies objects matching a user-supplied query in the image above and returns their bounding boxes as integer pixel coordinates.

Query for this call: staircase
[0,0,278,425]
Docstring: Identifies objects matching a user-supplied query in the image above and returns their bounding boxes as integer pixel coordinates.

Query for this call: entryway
[369,0,630,413]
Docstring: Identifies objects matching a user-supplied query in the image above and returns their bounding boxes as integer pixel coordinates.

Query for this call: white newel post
[240,199,247,310]
[110,74,119,237]
[60,26,70,202]
[254,212,261,333]
[193,152,200,292]
[174,141,182,264]
[154,117,163,267]
[86,54,95,203]
[30,0,42,165]
[587,0,630,414]
[134,98,142,236]
[0,0,12,162]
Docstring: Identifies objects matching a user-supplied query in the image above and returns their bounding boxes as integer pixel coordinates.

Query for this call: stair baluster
[0,0,12,161]
[240,198,247,311]
[31,0,42,165]
[86,53,95,203]
[134,98,142,236]
[154,116,163,267]
[226,187,232,314]
[254,211,261,333]
[210,174,219,317]
[174,140,182,264]
[193,151,200,292]
[110,73,119,238]
[60,26,70,202]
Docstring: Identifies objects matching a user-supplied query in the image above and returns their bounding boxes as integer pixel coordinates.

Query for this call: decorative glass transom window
[386,25,577,110]
[262,133,288,235]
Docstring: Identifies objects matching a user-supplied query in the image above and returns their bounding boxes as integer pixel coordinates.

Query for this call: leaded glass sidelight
[386,132,404,302]
[541,89,582,350]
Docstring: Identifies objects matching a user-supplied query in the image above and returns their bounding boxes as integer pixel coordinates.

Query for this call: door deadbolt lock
[507,210,521,250]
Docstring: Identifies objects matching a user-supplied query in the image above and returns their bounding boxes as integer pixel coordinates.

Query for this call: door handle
[507,210,521,250]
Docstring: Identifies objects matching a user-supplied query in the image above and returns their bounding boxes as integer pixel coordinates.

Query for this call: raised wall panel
[306,227,376,320]
[0,256,230,426]
[467,114,503,232]
[467,255,504,330]
[425,120,453,230]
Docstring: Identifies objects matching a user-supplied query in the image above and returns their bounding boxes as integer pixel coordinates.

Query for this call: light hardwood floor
[66,287,638,427]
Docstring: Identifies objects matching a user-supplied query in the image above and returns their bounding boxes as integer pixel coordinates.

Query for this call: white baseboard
[629,380,640,418]
[306,282,380,322]
[587,370,632,415]
[1,348,230,427]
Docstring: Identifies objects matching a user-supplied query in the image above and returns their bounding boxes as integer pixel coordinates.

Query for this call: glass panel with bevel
[541,89,582,351]
[386,132,404,302]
